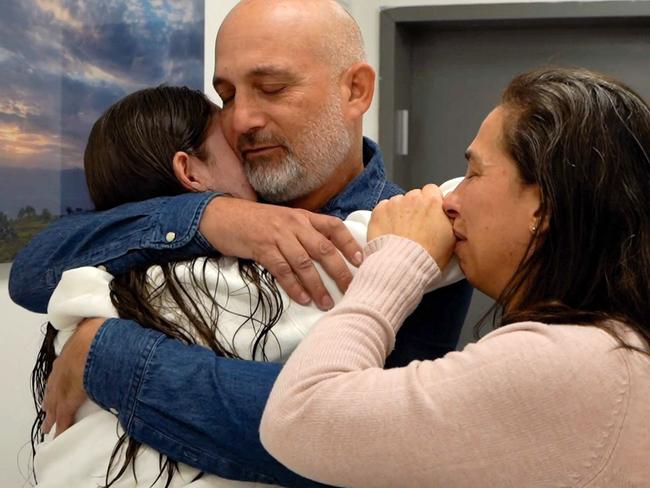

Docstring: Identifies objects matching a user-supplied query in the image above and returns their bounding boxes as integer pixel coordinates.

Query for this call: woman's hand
[42,318,105,437]
[368,184,456,269]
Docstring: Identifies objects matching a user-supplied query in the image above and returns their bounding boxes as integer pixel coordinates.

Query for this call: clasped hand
[368,184,456,269]
[200,196,364,310]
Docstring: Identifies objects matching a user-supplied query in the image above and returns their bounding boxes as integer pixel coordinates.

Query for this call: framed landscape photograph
[0,0,205,261]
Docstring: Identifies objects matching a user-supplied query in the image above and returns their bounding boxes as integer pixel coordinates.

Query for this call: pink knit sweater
[260,235,650,488]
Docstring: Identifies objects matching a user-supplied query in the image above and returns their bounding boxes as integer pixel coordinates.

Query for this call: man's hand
[43,318,105,437]
[200,197,363,310]
[368,185,456,269]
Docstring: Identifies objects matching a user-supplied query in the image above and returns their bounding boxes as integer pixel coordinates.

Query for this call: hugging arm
[10,193,361,313]
[83,319,329,487]
[10,193,217,313]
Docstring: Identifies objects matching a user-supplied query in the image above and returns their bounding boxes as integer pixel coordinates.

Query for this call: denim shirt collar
[320,137,392,219]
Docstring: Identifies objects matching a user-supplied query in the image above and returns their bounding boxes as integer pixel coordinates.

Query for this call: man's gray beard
[244,99,352,203]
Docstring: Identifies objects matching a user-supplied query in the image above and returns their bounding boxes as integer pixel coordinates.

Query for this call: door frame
[379,1,650,185]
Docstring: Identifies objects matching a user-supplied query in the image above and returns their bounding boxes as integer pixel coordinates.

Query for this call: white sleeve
[47,267,118,355]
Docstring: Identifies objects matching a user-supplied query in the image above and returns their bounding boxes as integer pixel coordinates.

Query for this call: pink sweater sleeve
[260,235,633,488]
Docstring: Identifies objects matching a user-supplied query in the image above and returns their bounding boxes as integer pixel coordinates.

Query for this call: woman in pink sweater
[260,68,650,487]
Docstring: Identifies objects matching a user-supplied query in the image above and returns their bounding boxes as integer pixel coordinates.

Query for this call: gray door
[380,4,650,348]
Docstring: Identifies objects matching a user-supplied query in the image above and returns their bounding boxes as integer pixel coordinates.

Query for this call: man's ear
[172,151,208,192]
[340,62,375,121]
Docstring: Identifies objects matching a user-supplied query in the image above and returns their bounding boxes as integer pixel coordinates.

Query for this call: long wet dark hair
[31,86,284,487]
[486,68,650,354]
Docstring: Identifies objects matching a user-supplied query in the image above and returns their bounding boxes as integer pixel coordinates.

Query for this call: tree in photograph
[0,211,17,240]
[17,206,37,220]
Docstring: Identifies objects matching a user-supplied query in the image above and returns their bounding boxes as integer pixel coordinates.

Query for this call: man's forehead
[217,30,319,60]
[221,0,329,32]
[215,48,294,73]
[213,64,297,87]
[214,0,339,85]
[247,65,294,77]
[216,1,326,59]
[214,32,321,83]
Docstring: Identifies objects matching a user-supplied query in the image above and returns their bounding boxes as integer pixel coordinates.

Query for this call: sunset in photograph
[0,0,204,261]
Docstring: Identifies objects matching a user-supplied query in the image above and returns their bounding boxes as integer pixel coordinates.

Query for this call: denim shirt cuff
[143,192,221,251]
[84,318,165,431]
[194,229,214,254]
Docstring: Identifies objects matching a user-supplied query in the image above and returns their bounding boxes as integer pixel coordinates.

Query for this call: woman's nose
[443,192,459,220]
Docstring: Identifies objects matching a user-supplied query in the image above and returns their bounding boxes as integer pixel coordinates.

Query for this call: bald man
[215,0,370,210]
[11,1,472,485]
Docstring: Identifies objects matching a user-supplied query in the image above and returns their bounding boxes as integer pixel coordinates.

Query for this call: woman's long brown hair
[479,68,650,355]
[31,86,284,487]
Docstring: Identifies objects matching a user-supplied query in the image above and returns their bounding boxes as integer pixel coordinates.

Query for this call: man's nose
[230,94,267,137]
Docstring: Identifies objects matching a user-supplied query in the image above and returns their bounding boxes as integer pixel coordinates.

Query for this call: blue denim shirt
[11,138,472,486]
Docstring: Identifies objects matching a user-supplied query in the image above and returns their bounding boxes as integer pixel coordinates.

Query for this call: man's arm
[10,193,217,313]
[10,193,362,313]
[45,318,330,487]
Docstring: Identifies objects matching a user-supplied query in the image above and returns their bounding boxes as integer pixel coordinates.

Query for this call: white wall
[1,264,45,487]
[204,0,240,105]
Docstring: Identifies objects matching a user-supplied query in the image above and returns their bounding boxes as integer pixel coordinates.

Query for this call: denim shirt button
[165,232,176,243]
[109,408,119,415]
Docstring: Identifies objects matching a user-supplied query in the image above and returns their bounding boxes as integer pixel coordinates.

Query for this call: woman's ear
[530,198,546,234]
[340,62,375,121]
[172,151,208,192]
[531,210,548,234]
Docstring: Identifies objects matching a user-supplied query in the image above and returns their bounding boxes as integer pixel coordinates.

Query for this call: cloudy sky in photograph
[0,0,204,172]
